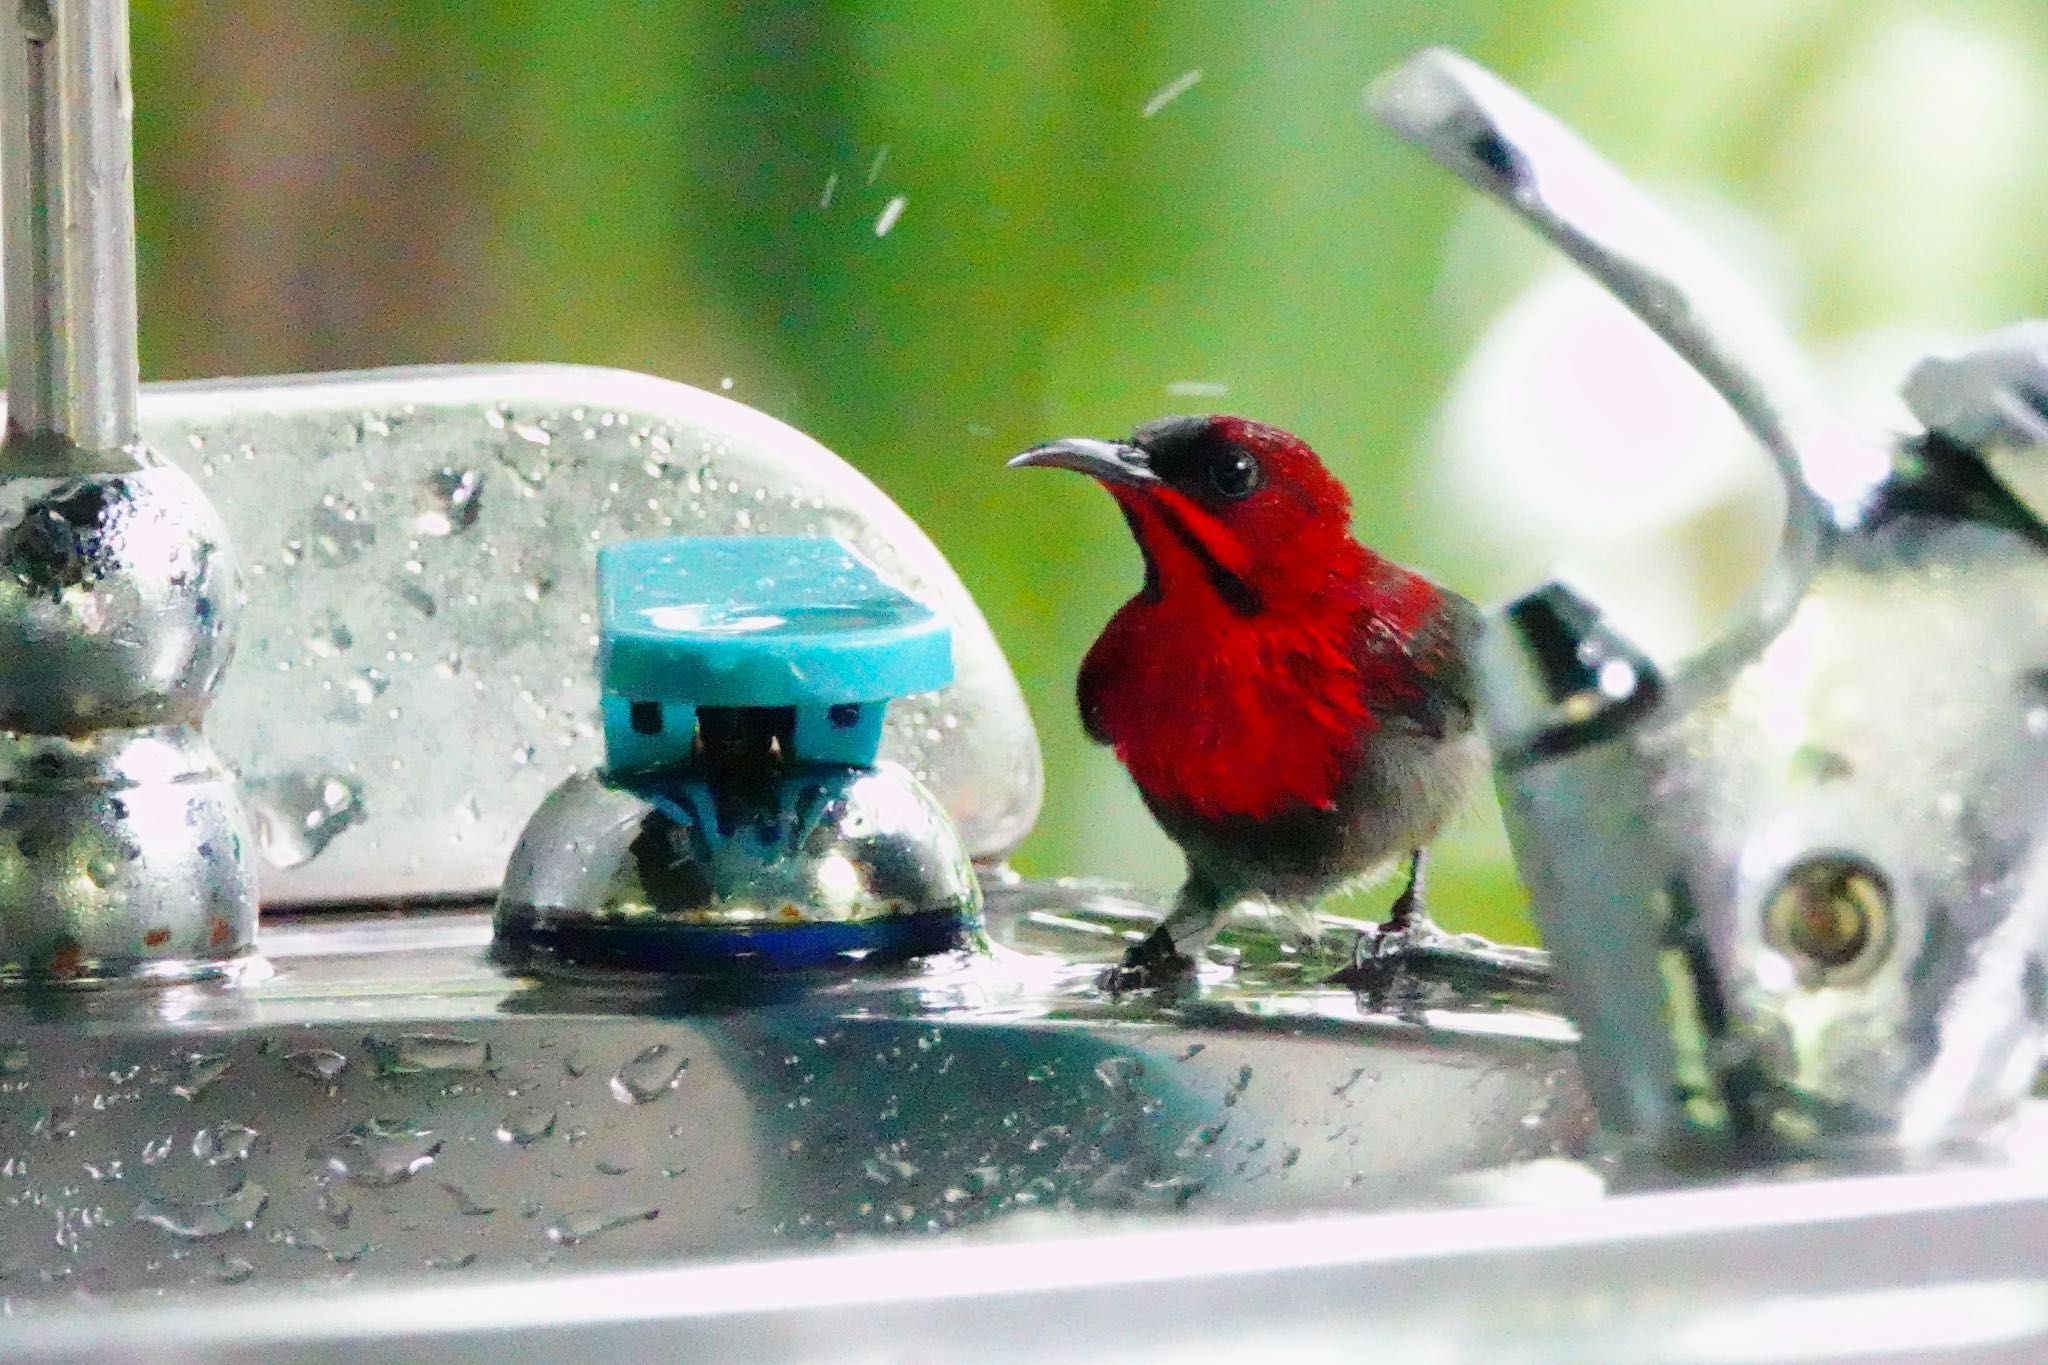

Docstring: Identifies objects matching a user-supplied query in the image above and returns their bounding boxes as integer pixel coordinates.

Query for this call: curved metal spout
[0,0,142,468]
[1371,49,1890,624]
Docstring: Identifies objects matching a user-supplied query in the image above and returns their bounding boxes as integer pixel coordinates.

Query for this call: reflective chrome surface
[9,1159,2048,1364]
[0,881,1587,1305]
[0,3,256,982]
[137,364,1044,904]
[0,0,140,457]
[1380,50,2048,1162]
[496,763,982,970]
[1905,322,2048,526]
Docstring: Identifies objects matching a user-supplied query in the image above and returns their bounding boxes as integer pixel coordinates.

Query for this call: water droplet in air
[1141,67,1203,118]
[610,1044,688,1104]
[873,196,907,237]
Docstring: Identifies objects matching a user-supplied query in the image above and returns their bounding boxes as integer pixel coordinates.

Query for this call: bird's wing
[1358,588,1481,742]
[1077,645,1115,746]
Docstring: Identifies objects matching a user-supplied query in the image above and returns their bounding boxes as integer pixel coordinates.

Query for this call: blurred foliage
[127,0,2048,943]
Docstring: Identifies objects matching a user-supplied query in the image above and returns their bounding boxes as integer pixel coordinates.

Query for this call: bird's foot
[1327,864,1433,987]
[1099,927,1196,995]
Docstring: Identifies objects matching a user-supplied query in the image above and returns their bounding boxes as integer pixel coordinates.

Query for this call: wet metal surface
[0,879,1587,1306]
[140,364,1044,904]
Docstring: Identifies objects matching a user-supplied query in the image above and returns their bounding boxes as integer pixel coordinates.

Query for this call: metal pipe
[0,0,140,460]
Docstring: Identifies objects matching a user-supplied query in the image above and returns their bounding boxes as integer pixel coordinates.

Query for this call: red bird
[1010,415,1483,986]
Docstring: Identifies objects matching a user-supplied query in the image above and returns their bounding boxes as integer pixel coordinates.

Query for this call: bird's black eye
[1208,450,1261,500]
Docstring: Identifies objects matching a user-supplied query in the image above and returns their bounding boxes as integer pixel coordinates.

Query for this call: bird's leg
[1350,847,1433,971]
[1100,874,1228,994]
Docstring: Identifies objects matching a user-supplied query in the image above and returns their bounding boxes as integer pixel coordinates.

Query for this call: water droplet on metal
[609,1044,687,1104]
[440,1181,496,1216]
[305,613,353,659]
[285,1048,349,1084]
[246,773,364,870]
[135,1180,268,1241]
[309,498,377,565]
[192,1123,264,1165]
[426,1249,477,1271]
[411,468,486,537]
[496,1106,556,1146]
[283,1226,369,1263]
[209,1253,256,1285]
[861,1154,920,1185]
[309,1119,442,1187]
[366,1033,489,1077]
[1223,1065,1253,1107]
[542,1207,658,1246]
[1094,1056,1145,1095]
[0,1041,24,1076]
[171,1052,232,1102]
[317,1187,354,1227]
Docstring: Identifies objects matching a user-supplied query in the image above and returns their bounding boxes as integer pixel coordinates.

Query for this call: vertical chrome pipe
[0,0,256,984]
[0,0,140,461]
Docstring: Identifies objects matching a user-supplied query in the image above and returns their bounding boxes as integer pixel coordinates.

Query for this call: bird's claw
[1326,879,1430,987]
[1099,929,1195,995]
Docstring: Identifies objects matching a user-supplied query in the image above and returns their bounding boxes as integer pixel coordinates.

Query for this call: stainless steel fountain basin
[0,879,1587,1311]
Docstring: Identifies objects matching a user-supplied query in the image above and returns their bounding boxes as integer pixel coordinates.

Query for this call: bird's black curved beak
[1007,437,1159,488]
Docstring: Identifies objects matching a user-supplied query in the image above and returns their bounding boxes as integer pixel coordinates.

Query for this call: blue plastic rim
[598,537,952,708]
[496,909,978,974]
[597,536,952,772]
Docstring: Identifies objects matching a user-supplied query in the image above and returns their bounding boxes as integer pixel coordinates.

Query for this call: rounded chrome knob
[495,536,982,974]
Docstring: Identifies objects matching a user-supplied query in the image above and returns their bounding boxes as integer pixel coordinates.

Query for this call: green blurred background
[127,0,2048,943]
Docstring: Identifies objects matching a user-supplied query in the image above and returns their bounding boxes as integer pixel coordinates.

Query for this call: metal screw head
[1764,855,1893,985]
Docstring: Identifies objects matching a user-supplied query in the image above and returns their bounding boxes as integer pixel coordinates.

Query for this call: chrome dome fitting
[497,536,982,973]
[1379,50,2048,1164]
[0,0,255,983]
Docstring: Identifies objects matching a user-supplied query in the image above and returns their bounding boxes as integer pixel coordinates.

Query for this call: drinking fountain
[2,7,2047,1361]
[1376,49,2048,1166]
[0,5,1590,1351]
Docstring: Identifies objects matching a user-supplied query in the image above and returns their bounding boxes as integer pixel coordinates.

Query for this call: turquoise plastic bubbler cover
[597,536,953,774]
